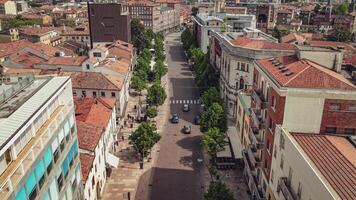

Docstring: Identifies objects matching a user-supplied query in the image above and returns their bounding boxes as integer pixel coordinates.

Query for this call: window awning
[106,153,120,168]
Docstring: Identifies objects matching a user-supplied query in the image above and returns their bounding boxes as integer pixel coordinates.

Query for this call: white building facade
[0,75,82,200]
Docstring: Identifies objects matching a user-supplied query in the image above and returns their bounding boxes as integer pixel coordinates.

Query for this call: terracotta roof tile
[8,51,47,68]
[308,40,356,52]
[292,134,356,200]
[20,26,59,36]
[0,40,32,58]
[231,37,295,51]
[79,154,94,181]
[70,72,123,90]
[42,56,88,66]
[76,120,103,152]
[257,56,356,90]
[74,97,116,128]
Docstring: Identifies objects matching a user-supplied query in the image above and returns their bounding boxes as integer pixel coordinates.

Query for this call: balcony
[278,177,298,200]
[250,108,266,129]
[248,128,264,150]
[242,151,265,200]
[251,89,268,109]
[0,105,72,200]
[247,145,262,168]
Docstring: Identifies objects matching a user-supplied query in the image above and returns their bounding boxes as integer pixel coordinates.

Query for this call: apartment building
[209,29,294,117]
[75,97,118,200]
[19,27,60,45]
[128,0,180,33]
[0,0,28,15]
[269,127,356,200]
[193,12,256,53]
[88,3,131,47]
[241,50,356,199]
[0,75,82,200]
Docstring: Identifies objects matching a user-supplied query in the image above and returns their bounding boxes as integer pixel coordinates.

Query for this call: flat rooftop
[0,76,70,153]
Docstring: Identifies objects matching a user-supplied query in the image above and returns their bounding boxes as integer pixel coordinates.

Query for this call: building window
[271,96,276,110]
[344,128,355,135]
[274,145,277,158]
[93,91,97,97]
[279,134,285,150]
[329,104,340,111]
[101,92,105,97]
[86,64,90,70]
[72,90,77,96]
[93,52,101,57]
[348,104,356,112]
[82,91,86,97]
[297,182,302,199]
[92,177,95,188]
[111,92,116,97]
[280,154,284,169]
[57,174,64,191]
[271,169,274,184]
[325,127,336,134]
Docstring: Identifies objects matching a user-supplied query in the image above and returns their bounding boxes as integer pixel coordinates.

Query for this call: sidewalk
[102,74,169,200]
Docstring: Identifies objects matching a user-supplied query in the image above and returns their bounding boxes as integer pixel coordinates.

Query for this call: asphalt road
[145,32,204,200]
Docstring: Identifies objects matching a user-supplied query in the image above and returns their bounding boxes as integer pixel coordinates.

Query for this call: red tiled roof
[42,56,88,66]
[74,97,116,128]
[231,37,295,51]
[292,134,356,200]
[70,72,123,90]
[76,120,103,152]
[0,40,32,58]
[20,26,58,36]
[8,51,47,68]
[308,40,356,52]
[80,154,94,181]
[257,56,356,90]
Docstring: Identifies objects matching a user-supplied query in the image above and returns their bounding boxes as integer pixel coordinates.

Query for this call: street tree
[146,106,158,119]
[131,19,150,52]
[154,60,168,80]
[137,57,151,73]
[147,82,167,106]
[145,29,155,43]
[201,103,227,133]
[202,128,228,158]
[141,48,153,62]
[129,123,161,166]
[201,87,221,108]
[181,28,193,50]
[195,57,218,89]
[131,75,146,94]
[190,48,205,67]
[204,181,235,200]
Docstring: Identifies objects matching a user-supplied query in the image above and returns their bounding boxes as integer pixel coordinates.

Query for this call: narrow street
[135,32,204,200]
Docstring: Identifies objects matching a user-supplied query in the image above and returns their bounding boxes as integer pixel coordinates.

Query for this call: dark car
[183,104,190,112]
[194,115,201,125]
[182,125,191,134]
[171,114,179,123]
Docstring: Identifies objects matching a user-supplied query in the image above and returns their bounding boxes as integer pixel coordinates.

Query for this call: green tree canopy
[202,128,228,158]
[328,25,352,42]
[204,181,235,200]
[141,48,153,62]
[195,57,219,90]
[154,60,168,80]
[147,82,167,106]
[201,103,227,133]
[333,1,349,15]
[146,106,158,119]
[190,48,205,66]
[137,57,151,73]
[201,87,221,108]
[272,27,291,41]
[181,28,193,50]
[131,75,146,94]
[129,123,161,157]
[131,19,150,52]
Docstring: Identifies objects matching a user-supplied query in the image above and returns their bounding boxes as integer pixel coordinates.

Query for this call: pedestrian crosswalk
[170,99,201,104]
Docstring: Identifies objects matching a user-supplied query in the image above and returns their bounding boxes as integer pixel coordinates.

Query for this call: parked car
[183,104,190,112]
[182,125,191,134]
[194,115,201,125]
[171,114,179,123]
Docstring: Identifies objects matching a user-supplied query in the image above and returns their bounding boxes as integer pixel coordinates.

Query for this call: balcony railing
[278,177,298,200]
[250,108,266,129]
[251,89,268,109]
[247,145,262,168]
[0,105,72,200]
[248,128,264,150]
[242,151,265,200]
